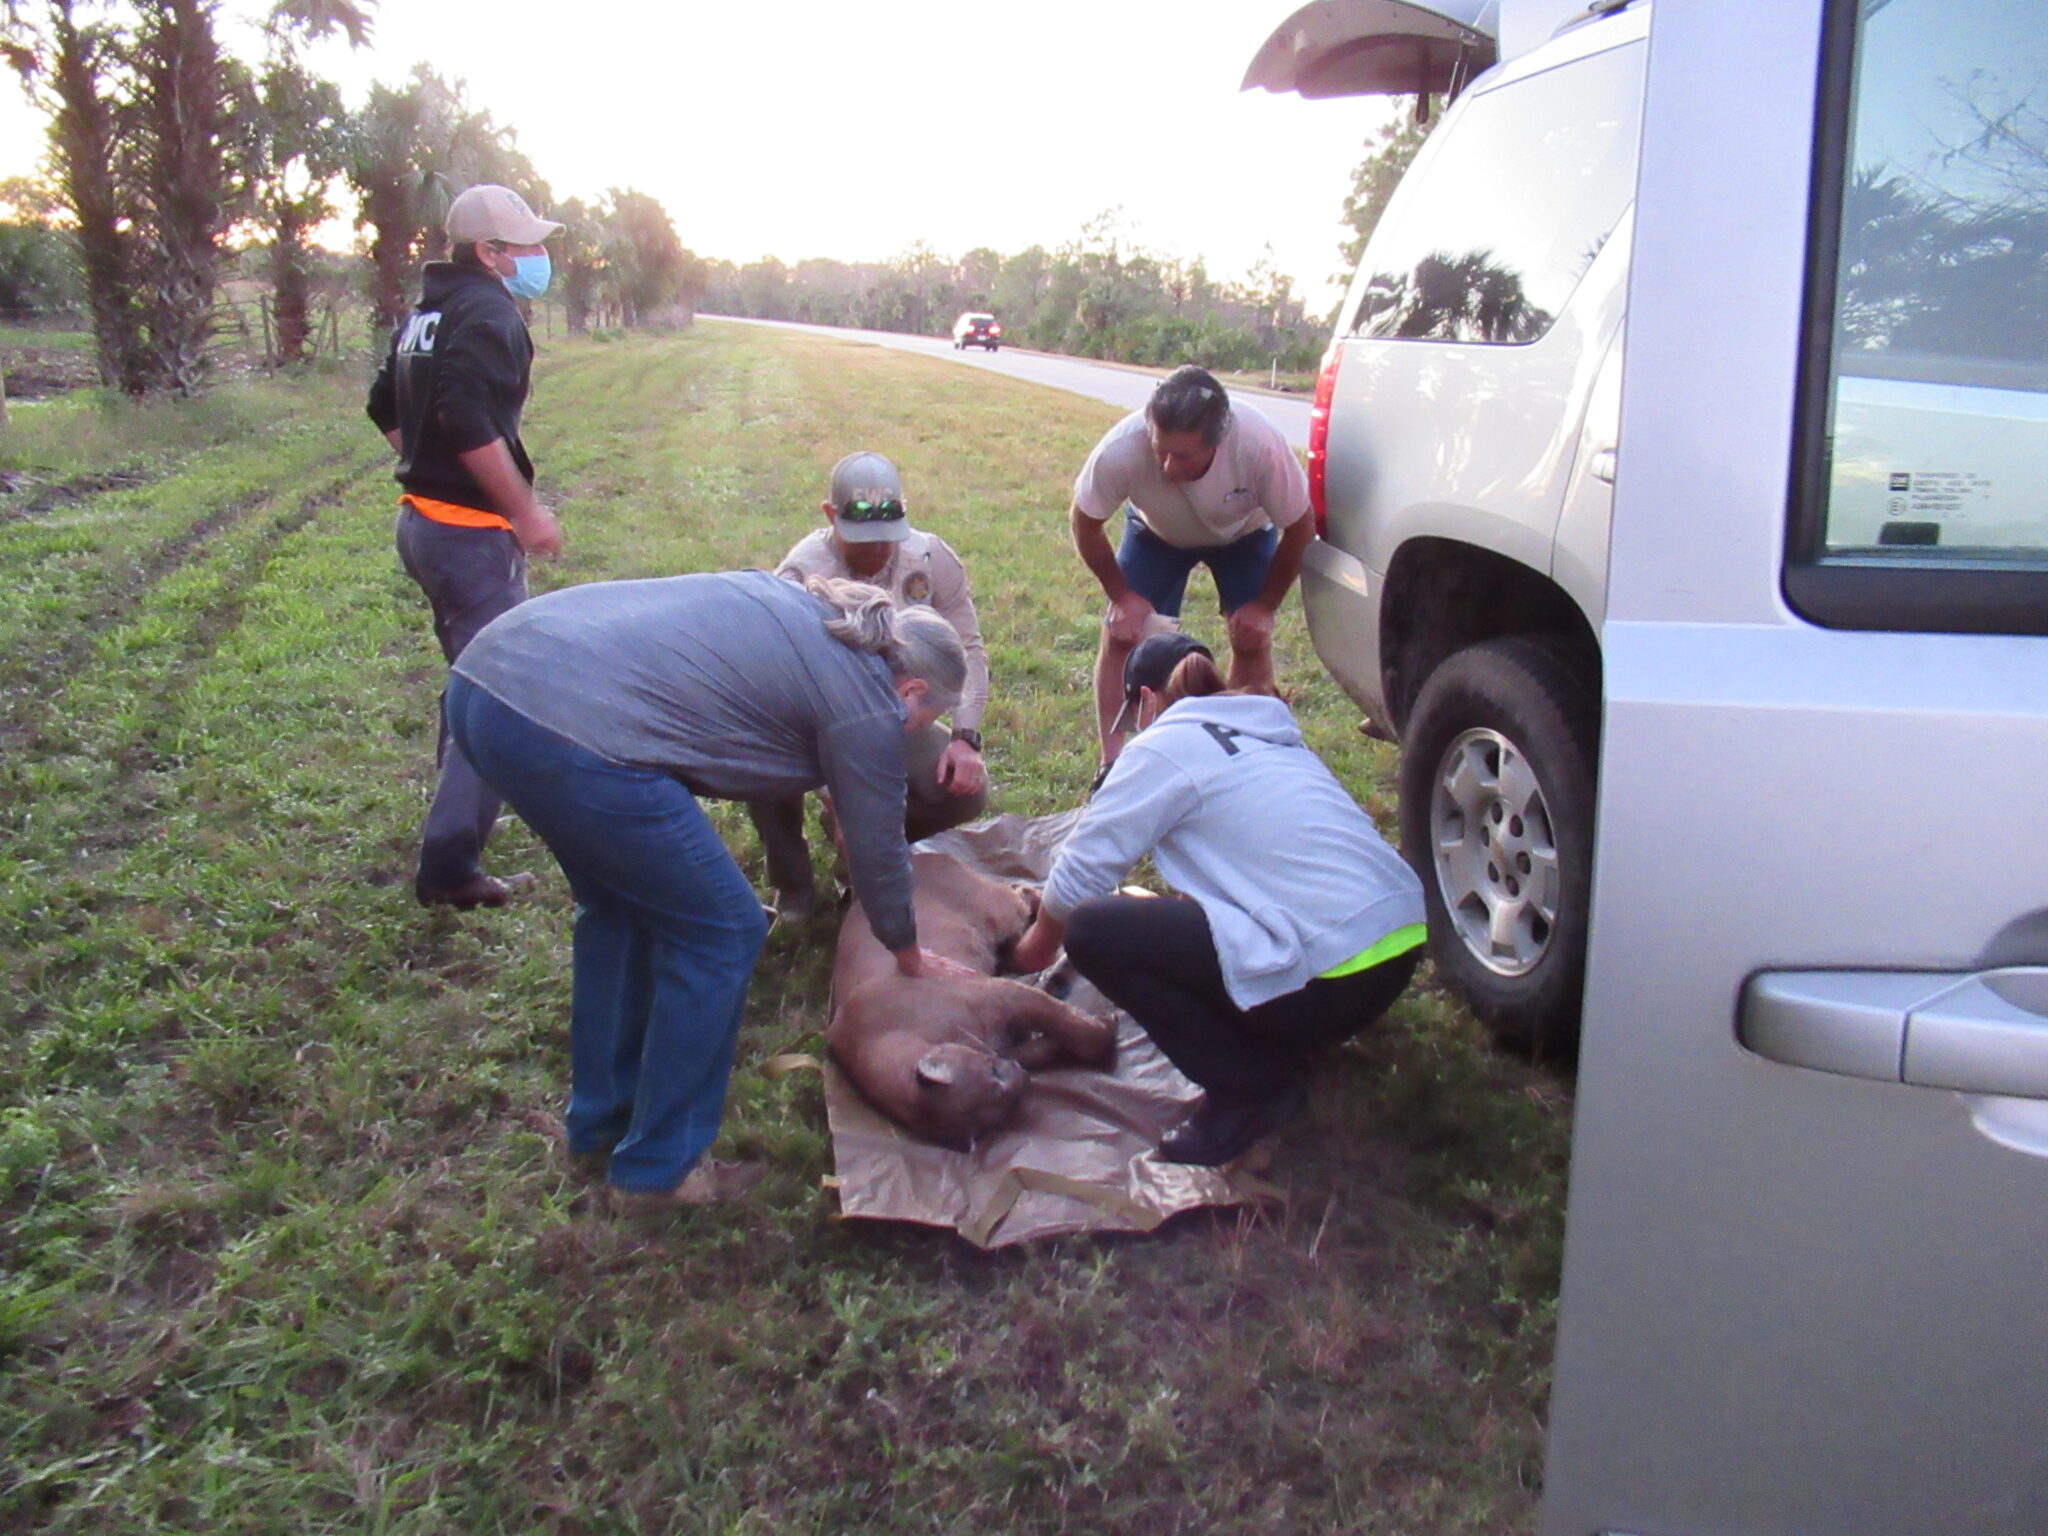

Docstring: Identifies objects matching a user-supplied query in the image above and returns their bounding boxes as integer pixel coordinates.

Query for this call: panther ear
[915,1052,957,1088]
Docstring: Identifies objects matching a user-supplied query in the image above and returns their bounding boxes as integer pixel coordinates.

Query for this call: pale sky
[0,0,1399,309]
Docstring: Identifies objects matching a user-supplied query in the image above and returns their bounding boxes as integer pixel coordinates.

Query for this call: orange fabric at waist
[401,493,515,533]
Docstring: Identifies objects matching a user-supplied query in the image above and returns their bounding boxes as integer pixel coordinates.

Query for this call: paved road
[702,314,1312,450]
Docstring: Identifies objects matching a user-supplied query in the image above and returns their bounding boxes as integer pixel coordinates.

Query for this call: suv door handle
[1741,968,2048,1098]
[1589,448,1617,483]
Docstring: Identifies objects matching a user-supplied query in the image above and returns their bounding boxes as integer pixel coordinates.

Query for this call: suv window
[1347,38,1645,345]
[1787,0,2048,633]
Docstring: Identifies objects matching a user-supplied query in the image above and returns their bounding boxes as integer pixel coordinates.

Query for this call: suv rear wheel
[1398,637,1597,1059]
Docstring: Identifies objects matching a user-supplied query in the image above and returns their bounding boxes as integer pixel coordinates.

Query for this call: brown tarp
[822,810,1278,1247]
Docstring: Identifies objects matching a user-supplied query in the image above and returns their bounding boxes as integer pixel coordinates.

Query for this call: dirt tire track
[166,456,388,701]
[0,469,157,527]
[0,447,386,760]
[2,456,403,1084]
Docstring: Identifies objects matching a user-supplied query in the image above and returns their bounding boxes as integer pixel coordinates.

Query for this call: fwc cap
[445,184,563,246]
[1110,630,1213,736]
[828,451,911,544]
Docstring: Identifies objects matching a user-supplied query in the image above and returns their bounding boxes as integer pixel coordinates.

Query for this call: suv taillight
[1307,343,1340,538]
[990,323,1002,335]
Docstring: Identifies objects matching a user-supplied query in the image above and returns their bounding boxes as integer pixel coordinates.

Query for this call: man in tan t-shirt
[749,450,991,922]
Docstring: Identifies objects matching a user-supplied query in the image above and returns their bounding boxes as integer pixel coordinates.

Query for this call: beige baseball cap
[445,184,563,246]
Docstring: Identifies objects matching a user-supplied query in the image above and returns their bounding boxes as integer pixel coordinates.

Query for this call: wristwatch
[950,727,983,753]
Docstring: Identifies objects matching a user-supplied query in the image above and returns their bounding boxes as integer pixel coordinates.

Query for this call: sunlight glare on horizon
[0,0,1397,308]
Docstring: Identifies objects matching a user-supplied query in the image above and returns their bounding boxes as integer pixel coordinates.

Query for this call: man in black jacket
[368,183,565,909]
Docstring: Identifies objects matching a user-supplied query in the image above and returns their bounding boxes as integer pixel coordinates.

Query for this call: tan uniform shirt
[776,527,990,732]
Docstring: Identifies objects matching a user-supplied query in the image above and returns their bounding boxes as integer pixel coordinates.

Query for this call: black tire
[1397,637,1598,1060]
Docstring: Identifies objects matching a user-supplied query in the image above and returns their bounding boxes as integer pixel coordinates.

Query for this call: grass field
[1,324,106,408]
[0,321,1570,1534]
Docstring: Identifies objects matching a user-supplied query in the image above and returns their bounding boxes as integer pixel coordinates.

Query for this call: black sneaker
[1157,1080,1308,1166]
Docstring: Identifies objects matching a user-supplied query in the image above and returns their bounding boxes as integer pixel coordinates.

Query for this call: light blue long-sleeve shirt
[1043,694,1424,1009]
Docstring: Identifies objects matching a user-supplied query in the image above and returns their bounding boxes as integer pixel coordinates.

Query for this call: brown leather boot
[606,1159,764,1216]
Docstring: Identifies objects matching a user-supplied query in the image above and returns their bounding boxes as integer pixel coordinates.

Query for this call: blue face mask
[504,251,552,301]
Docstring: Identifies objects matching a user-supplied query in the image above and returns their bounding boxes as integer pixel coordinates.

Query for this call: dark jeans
[395,507,527,895]
[1064,894,1418,1101]
[445,674,769,1193]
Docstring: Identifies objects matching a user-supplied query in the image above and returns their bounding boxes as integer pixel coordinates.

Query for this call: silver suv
[1251,0,1647,1055]
[1260,2,2048,1531]
[1259,0,2048,1062]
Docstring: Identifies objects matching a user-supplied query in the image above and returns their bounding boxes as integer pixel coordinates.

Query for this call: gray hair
[805,576,966,715]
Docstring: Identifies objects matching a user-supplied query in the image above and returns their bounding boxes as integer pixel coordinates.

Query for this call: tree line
[704,218,1332,376]
[1,0,706,396]
[699,105,1446,378]
[3,3,1445,398]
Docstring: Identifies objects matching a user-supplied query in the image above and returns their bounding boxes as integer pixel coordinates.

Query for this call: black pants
[1064,894,1417,1102]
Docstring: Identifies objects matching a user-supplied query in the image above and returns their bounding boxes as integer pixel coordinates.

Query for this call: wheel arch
[1378,537,1602,738]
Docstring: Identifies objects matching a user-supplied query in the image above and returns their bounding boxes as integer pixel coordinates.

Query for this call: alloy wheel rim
[1429,727,1561,978]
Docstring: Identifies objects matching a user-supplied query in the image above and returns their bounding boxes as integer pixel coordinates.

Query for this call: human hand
[1227,600,1275,654]
[1007,912,1065,975]
[936,740,987,797]
[1105,591,1156,645]
[516,505,564,560]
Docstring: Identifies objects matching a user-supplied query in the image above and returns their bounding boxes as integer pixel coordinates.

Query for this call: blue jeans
[1116,507,1280,617]
[444,673,769,1193]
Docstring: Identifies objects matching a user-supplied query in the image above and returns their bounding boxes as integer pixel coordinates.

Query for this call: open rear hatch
[1241,0,1500,101]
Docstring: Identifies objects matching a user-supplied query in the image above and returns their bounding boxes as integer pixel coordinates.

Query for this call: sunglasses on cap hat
[838,497,905,523]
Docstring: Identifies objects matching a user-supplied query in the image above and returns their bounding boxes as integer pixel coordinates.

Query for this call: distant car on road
[952,313,1003,351]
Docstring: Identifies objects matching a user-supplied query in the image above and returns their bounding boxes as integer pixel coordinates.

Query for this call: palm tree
[246,0,367,363]
[5,0,150,392]
[347,78,431,332]
[250,57,346,362]
[553,195,607,333]
[346,65,539,332]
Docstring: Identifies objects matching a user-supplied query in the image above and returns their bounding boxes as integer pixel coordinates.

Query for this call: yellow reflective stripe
[1317,923,1427,980]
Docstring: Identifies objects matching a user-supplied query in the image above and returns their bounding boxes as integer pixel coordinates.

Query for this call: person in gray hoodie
[1010,631,1426,1165]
